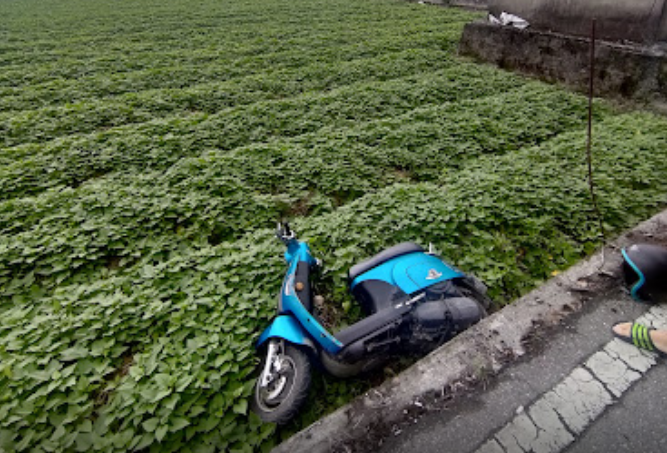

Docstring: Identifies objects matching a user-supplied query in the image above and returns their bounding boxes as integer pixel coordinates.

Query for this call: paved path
[377,288,667,453]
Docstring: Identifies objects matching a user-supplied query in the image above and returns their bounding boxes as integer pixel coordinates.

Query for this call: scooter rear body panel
[350,251,464,298]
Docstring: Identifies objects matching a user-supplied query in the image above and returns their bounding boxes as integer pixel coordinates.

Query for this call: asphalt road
[566,362,667,453]
[377,286,667,453]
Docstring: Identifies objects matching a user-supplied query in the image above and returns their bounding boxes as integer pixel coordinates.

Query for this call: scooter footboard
[335,305,411,361]
[256,316,316,352]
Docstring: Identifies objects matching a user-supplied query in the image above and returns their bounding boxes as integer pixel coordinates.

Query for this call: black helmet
[621,243,667,302]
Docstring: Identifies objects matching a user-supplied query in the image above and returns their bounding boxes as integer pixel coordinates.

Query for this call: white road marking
[475,304,667,453]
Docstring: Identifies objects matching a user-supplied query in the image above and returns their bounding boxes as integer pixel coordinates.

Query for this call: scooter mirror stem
[275,222,285,241]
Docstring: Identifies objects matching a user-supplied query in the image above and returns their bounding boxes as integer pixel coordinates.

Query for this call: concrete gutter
[272,208,667,453]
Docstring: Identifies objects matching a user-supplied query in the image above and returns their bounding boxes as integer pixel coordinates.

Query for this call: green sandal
[612,322,667,358]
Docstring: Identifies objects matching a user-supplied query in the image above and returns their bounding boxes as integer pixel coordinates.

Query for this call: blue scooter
[251,223,491,424]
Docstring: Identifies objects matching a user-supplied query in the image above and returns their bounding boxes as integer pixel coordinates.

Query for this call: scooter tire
[251,344,311,425]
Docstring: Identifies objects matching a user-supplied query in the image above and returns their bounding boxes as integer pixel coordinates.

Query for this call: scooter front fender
[256,315,316,353]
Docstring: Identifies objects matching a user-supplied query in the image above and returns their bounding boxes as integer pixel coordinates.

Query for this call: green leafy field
[1,0,667,451]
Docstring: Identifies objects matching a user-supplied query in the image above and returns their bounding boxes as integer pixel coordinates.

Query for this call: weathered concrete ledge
[272,209,667,453]
[459,21,667,103]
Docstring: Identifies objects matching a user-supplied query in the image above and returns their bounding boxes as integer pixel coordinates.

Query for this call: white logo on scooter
[426,269,442,280]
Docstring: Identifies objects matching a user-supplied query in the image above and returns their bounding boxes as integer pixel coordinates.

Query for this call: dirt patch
[313,295,343,332]
[105,255,123,270]
[92,347,136,412]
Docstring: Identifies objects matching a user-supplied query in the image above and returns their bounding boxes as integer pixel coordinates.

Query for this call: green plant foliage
[1,0,666,451]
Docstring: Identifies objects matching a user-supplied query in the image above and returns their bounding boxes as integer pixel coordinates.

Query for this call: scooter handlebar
[275,222,296,244]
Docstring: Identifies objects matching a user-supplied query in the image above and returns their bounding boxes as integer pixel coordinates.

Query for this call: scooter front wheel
[251,341,311,424]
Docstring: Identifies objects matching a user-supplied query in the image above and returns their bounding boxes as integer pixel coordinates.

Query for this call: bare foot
[613,322,667,354]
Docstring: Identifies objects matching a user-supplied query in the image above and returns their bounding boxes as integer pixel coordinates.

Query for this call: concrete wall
[490,0,667,44]
[459,22,667,103]
[660,4,667,41]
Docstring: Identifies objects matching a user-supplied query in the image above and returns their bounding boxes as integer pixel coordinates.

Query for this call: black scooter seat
[348,242,424,283]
